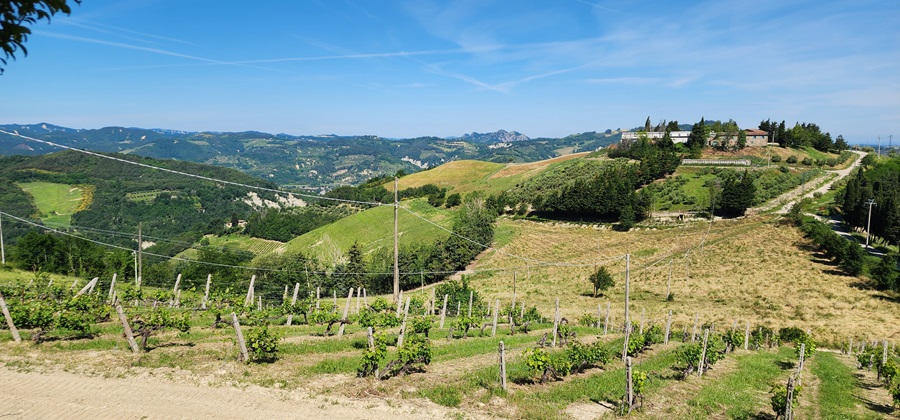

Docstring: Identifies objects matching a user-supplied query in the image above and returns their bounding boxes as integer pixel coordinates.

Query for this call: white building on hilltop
[621,131,691,144]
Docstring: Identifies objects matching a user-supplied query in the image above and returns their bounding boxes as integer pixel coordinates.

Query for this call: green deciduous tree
[1,0,80,74]
[589,266,614,297]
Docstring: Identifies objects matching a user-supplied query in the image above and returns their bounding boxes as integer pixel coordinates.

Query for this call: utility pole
[622,253,631,362]
[393,177,400,304]
[877,136,881,156]
[137,223,142,284]
[865,199,876,250]
[0,212,5,265]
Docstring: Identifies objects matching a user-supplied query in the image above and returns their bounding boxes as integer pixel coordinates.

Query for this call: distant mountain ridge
[0,123,619,188]
[460,129,530,143]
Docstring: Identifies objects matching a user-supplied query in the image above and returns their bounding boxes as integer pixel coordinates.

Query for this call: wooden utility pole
[136,223,142,283]
[622,254,631,362]
[393,177,400,304]
[0,213,5,265]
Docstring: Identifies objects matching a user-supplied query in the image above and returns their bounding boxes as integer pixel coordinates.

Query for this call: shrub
[771,155,782,163]
[786,156,798,164]
[794,334,816,360]
[890,381,900,408]
[578,313,599,327]
[779,327,807,343]
[779,165,790,173]
[246,325,281,362]
[358,332,387,377]
[770,382,802,416]
[802,157,813,166]
[722,329,745,352]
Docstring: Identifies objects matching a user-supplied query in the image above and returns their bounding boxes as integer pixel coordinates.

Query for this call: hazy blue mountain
[0,124,620,188]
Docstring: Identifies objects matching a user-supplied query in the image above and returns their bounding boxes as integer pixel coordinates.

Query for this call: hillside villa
[621,129,769,148]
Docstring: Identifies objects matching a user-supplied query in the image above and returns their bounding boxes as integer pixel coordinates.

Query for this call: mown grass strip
[686,346,794,418]
[811,351,860,419]
[507,345,682,419]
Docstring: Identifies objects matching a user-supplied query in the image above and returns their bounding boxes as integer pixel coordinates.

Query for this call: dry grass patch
[467,215,899,345]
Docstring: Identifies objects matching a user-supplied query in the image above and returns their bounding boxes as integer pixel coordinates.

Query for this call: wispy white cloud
[36,32,283,72]
[60,19,194,46]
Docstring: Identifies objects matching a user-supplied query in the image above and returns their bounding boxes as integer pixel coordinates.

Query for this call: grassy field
[15,181,87,227]
[462,214,900,346]
[177,234,286,260]
[392,153,590,196]
[0,273,894,419]
[281,198,452,265]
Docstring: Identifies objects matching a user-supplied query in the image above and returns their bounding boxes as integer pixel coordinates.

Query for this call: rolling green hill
[392,152,591,195]
[280,198,452,265]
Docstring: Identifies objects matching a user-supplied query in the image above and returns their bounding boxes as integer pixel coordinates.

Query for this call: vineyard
[0,271,897,419]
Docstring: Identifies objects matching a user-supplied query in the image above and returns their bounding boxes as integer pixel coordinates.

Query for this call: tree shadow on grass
[775,360,795,370]
[146,341,195,351]
[872,293,900,304]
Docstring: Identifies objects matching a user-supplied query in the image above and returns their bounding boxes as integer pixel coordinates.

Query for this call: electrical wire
[0,128,386,207]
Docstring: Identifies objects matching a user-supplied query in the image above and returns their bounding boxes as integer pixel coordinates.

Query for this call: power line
[1,210,625,277]
[0,129,386,207]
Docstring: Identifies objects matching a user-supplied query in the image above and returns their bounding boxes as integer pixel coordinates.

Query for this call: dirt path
[768,150,865,215]
[0,364,459,419]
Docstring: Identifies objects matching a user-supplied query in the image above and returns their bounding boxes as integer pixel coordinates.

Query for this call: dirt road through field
[0,364,453,419]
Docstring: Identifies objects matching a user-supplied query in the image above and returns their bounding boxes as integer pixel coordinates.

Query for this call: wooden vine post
[596,304,602,329]
[499,341,507,391]
[784,376,795,420]
[200,274,211,310]
[625,356,634,412]
[114,304,139,353]
[338,288,353,337]
[76,277,99,297]
[0,291,21,342]
[551,297,560,347]
[698,328,709,377]
[604,302,610,335]
[439,294,448,328]
[107,273,117,303]
[664,310,672,344]
[797,343,805,386]
[692,312,699,342]
[491,299,499,337]
[286,283,300,326]
[397,296,411,348]
[243,275,256,306]
[744,321,751,350]
[232,312,249,363]
[467,291,474,317]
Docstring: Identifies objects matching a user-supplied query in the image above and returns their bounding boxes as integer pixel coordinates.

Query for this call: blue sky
[2,0,898,142]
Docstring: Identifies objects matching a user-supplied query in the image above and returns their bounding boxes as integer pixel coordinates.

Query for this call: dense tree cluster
[11,230,132,278]
[758,119,847,153]
[840,156,900,245]
[799,219,865,276]
[608,131,680,182]
[712,170,756,218]
[243,206,354,242]
[0,151,278,256]
[516,159,653,228]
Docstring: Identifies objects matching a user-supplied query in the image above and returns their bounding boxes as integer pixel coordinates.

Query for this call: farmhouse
[743,128,769,147]
[621,131,691,144]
